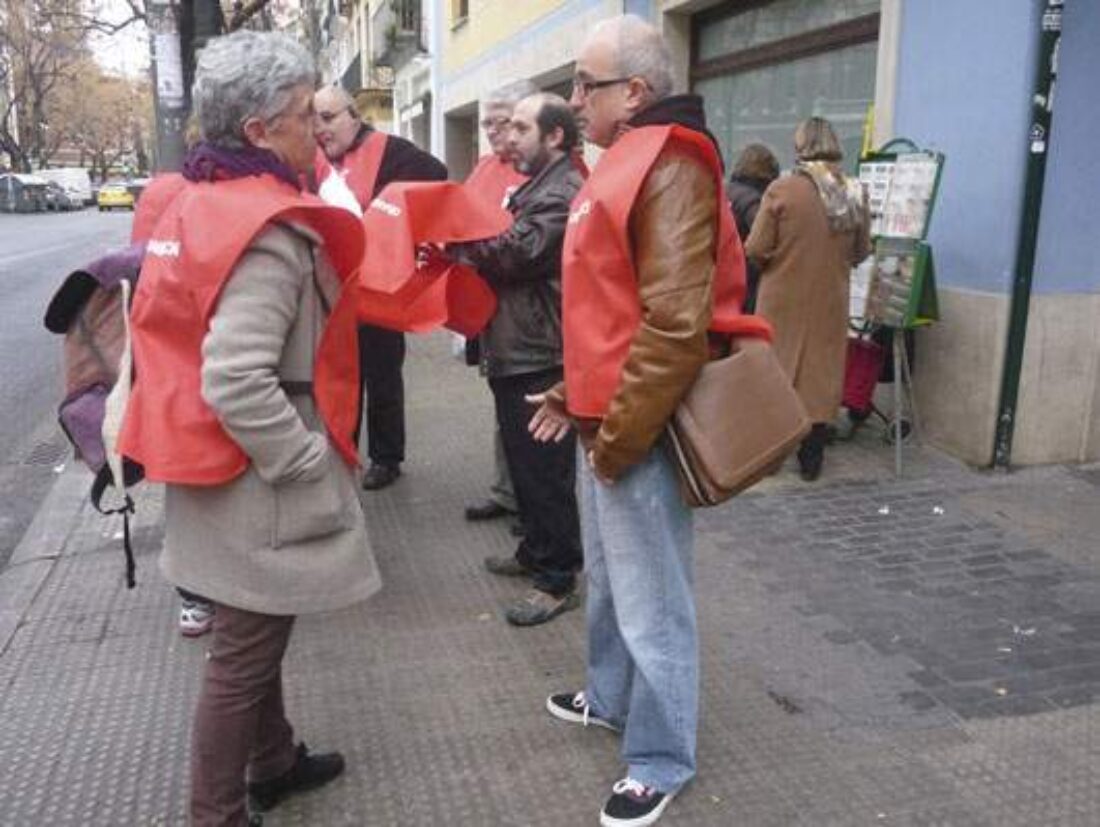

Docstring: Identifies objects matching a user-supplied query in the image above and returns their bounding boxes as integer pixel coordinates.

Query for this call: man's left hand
[587,449,614,485]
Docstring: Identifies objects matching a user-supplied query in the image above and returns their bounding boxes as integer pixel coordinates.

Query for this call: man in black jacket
[314,85,448,490]
[448,93,584,626]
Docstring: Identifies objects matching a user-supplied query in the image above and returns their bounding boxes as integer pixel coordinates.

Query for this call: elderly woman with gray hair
[118,30,379,826]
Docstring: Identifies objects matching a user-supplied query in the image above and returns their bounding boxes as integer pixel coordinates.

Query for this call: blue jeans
[579,443,697,794]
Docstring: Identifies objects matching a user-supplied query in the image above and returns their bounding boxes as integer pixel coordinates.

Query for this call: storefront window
[693,0,880,173]
[697,0,880,62]
[697,40,877,172]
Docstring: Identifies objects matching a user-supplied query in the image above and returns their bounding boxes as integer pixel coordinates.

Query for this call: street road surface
[0,208,133,569]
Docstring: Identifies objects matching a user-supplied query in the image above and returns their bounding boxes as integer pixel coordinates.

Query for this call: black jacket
[727,174,767,241]
[451,154,583,378]
[349,124,448,196]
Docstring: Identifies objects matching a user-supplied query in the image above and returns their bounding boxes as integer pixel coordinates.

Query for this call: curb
[0,464,90,655]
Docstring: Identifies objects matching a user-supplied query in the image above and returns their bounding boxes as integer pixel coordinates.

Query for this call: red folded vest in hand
[358,181,510,335]
[358,259,497,338]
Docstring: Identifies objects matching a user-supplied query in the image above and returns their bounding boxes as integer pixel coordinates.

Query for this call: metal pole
[147,0,187,172]
[992,0,1062,469]
[894,333,903,476]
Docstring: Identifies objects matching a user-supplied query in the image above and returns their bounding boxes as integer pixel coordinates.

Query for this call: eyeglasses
[479,116,511,131]
[571,77,630,98]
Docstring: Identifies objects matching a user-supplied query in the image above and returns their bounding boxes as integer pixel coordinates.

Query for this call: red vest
[131,173,187,243]
[562,124,772,418]
[118,175,366,485]
[464,153,528,210]
[314,130,389,208]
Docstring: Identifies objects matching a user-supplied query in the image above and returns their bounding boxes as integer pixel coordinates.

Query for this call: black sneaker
[247,743,345,813]
[546,690,619,732]
[600,777,674,827]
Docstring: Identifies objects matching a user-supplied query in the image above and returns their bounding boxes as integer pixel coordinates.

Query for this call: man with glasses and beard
[444,93,584,627]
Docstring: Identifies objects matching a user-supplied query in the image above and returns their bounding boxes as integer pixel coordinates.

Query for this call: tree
[0,0,87,171]
[47,59,152,180]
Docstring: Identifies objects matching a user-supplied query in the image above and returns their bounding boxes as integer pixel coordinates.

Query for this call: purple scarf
[182,141,301,190]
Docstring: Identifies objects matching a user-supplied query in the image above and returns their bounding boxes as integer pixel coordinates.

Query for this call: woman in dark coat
[727,143,779,312]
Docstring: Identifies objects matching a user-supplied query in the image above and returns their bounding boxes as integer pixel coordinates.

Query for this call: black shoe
[483,554,533,578]
[600,778,675,827]
[247,743,345,813]
[797,424,826,482]
[464,499,514,521]
[799,456,823,482]
[361,463,400,491]
[546,691,619,732]
[504,588,579,626]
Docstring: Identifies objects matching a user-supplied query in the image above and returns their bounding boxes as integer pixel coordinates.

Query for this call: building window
[692,0,880,171]
[451,0,469,26]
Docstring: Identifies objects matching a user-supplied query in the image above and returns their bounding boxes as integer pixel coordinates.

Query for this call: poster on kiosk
[852,139,945,330]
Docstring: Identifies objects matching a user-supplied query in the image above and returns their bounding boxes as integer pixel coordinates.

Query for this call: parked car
[45,181,79,211]
[0,173,49,213]
[97,183,135,211]
[36,167,93,207]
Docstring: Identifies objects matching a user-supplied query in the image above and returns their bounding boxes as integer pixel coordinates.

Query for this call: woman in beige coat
[746,117,870,481]
[140,32,380,826]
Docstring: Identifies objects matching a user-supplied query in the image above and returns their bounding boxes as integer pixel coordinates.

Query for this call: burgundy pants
[190,603,298,827]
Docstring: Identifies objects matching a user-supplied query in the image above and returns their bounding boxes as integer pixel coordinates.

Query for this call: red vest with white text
[314,130,389,208]
[561,124,772,418]
[118,175,365,485]
[464,153,528,210]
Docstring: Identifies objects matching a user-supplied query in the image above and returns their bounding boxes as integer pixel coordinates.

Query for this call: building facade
[316,0,399,133]
[428,0,1099,468]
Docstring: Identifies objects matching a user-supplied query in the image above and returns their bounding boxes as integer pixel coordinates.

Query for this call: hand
[526,389,571,443]
[415,242,446,270]
[586,449,614,485]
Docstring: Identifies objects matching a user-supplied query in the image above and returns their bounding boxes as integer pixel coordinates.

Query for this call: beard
[514,145,551,177]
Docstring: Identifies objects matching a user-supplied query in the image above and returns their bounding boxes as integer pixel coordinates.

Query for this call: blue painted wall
[893,0,1038,293]
[1032,1,1100,294]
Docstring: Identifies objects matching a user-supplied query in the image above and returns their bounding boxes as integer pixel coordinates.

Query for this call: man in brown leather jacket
[529,15,729,827]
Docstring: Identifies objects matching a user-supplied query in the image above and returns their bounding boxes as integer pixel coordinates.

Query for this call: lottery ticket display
[854,141,944,329]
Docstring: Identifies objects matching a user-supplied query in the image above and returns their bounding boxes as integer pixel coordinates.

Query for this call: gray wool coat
[160,222,381,616]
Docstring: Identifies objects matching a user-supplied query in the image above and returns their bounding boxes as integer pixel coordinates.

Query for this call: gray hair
[484,79,540,108]
[192,30,316,149]
[593,14,674,100]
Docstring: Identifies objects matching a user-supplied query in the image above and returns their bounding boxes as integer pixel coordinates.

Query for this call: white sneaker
[180,598,215,637]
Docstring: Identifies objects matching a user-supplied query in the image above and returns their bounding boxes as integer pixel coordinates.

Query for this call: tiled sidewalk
[2,333,1100,826]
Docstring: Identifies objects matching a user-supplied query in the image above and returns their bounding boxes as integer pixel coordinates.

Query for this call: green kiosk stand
[854,138,946,474]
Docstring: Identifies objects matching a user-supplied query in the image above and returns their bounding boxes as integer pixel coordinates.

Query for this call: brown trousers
[190,603,298,827]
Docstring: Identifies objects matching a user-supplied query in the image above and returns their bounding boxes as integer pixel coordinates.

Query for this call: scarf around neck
[795,160,864,234]
[182,141,301,190]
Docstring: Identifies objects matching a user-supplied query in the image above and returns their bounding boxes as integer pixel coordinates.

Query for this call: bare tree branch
[228,0,275,32]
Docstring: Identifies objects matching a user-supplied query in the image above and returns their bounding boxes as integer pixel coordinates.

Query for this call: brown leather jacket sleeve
[591,148,717,480]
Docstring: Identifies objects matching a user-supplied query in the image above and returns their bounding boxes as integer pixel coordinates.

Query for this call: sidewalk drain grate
[23,440,70,467]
